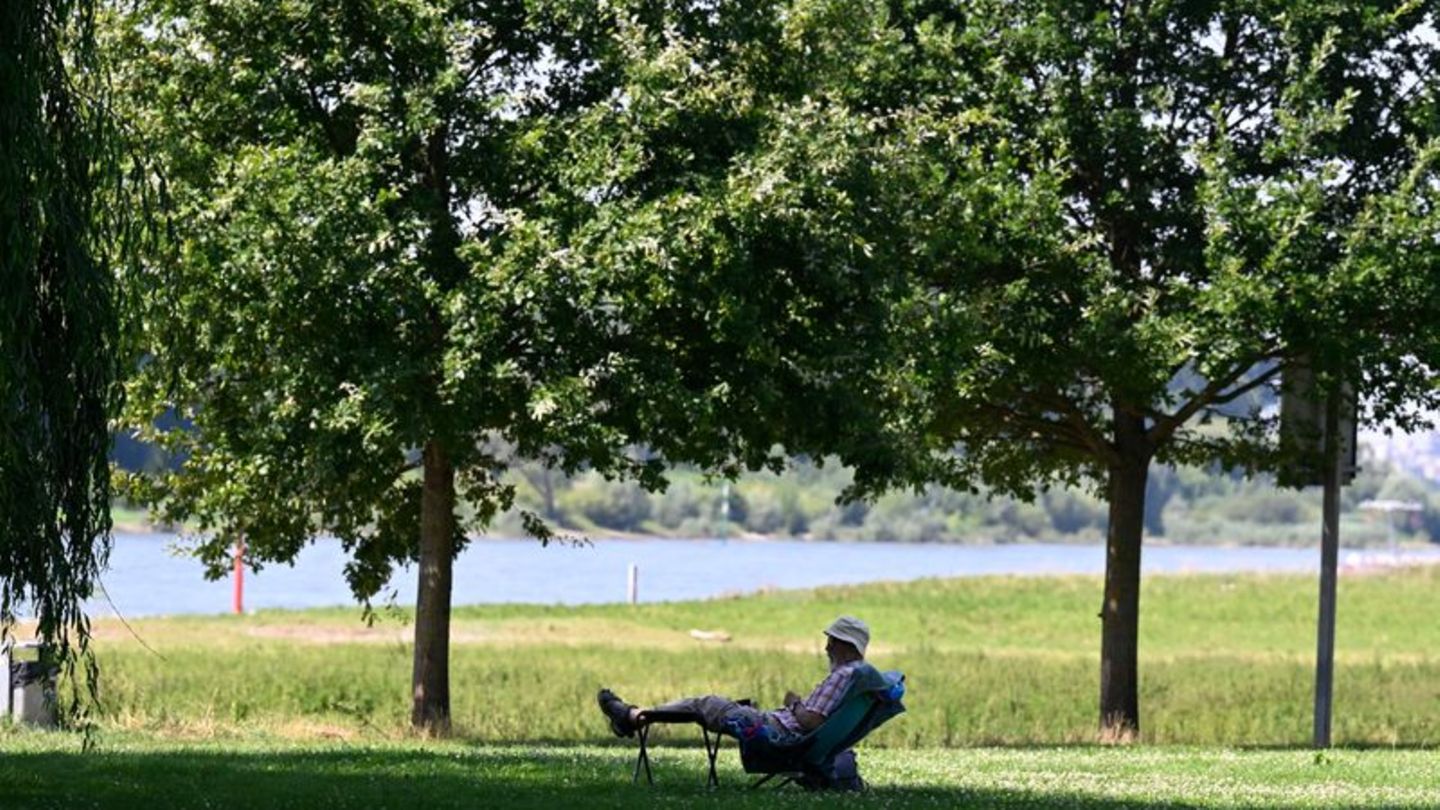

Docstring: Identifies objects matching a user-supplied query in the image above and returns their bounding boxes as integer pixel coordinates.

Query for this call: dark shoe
[597,688,637,737]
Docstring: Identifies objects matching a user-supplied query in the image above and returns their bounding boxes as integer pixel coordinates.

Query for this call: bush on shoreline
[480,456,1440,547]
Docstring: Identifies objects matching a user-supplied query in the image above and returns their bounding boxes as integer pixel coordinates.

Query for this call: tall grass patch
[85,566,1440,746]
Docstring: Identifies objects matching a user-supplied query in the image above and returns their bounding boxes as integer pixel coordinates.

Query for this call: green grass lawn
[2,733,1437,808]
[4,565,1440,806]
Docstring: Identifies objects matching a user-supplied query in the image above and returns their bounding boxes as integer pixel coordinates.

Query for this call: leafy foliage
[113,0,617,598]
[820,0,1440,494]
[505,0,916,485]
[112,0,915,594]
[107,0,918,730]
[717,0,1440,734]
[107,0,1440,735]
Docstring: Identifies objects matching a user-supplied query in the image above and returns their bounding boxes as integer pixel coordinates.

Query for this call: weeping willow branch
[0,0,141,733]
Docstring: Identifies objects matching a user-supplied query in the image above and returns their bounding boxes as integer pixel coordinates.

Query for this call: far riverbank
[88,534,1440,619]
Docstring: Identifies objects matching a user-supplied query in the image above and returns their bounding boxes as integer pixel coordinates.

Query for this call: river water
[83,533,1440,618]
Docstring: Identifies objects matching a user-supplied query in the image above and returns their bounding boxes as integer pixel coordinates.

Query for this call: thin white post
[627,563,638,605]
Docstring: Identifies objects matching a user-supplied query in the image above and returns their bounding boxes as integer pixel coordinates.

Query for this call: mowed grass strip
[81,565,1440,746]
[1,733,1437,809]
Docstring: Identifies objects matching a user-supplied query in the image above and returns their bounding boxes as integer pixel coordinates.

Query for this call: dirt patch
[245,624,411,645]
[241,619,697,649]
[78,615,878,655]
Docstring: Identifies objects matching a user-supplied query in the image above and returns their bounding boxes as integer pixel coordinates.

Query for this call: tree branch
[977,403,1096,456]
[1208,364,1282,407]
[1147,354,1283,447]
[1035,390,1121,466]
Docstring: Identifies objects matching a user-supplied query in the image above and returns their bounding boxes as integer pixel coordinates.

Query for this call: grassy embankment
[3,566,1440,807]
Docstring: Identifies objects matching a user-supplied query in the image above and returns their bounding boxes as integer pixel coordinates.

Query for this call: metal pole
[1313,391,1342,749]
[233,536,245,615]
[627,563,638,605]
[1386,511,1396,558]
[720,482,730,544]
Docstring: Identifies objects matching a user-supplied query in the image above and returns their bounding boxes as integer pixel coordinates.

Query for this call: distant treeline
[487,453,1440,547]
[114,431,1440,546]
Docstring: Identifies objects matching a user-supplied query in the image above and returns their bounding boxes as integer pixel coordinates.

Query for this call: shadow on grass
[502,736,1119,751]
[1233,741,1439,752]
[0,745,1208,810]
[532,735,1440,755]
[523,732,1129,751]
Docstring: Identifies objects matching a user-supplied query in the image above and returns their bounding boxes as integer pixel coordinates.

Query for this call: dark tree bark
[1099,410,1151,740]
[412,439,456,733]
[408,121,464,735]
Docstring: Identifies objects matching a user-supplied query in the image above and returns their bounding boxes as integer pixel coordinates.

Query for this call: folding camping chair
[737,664,905,790]
[626,665,904,790]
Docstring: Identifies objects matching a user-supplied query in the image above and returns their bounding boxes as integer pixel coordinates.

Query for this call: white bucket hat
[824,615,870,657]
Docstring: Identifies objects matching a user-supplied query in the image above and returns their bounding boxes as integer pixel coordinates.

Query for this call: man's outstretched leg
[598,689,761,736]
[647,695,761,733]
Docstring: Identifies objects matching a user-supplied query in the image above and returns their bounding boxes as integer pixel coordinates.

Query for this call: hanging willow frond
[0,0,138,730]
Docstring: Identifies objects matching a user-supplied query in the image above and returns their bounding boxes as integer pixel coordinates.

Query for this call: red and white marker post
[233,536,245,615]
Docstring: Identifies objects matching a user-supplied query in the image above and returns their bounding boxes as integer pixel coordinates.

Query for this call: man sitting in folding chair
[596,616,876,786]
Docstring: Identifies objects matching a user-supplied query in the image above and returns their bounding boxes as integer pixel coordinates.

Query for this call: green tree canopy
[111,0,900,732]
[115,0,637,732]
[816,0,1440,736]
[509,0,917,481]
[545,0,1440,737]
[112,0,1440,742]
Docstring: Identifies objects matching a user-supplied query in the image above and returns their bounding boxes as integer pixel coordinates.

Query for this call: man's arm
[789,664,859,731]
[792,705,827,731]
[781,691,827,731]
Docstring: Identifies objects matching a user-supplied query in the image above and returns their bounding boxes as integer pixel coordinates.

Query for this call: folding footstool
[631,709,726,787]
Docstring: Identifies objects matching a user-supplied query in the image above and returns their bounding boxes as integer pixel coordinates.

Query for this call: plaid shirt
[770,660,861,734]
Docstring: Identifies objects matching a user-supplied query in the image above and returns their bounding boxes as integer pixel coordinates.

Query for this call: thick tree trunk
[1099,412,1150,741]
[412,439,455,734]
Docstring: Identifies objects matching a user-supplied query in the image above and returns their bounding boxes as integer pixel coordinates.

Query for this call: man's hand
[782,690,825,731]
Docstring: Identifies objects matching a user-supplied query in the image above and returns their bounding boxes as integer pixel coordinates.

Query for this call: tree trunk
[412,439,455,734]
[1099,412,1150,741]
